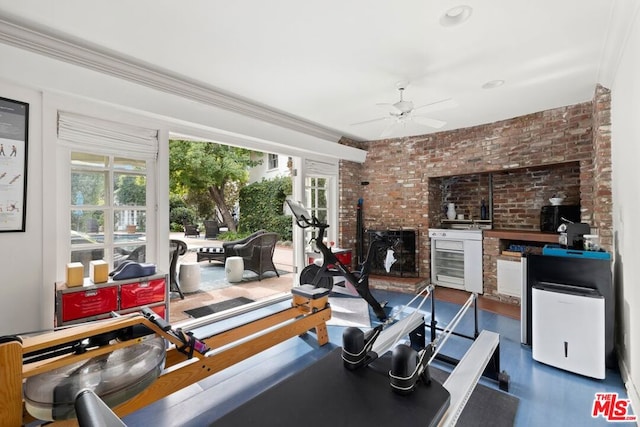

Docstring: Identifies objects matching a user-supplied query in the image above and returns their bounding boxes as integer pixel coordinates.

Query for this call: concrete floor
[126,288,631,427]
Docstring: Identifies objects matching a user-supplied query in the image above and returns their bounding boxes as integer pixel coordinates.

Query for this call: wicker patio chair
[227,232,279,280]
[204,220,220,239]
[183,222,200,238]
[222,230,267,258]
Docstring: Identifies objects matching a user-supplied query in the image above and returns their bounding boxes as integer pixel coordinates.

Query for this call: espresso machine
[558,222,591,249]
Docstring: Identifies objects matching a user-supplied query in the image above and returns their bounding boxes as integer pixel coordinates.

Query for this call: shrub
[170,206,197,227]
[239,177,292,241]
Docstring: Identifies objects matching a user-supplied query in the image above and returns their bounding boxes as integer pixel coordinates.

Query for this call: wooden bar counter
[484,229,559,244]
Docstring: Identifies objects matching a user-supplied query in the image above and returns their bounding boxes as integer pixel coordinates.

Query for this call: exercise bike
[286,199,397,321]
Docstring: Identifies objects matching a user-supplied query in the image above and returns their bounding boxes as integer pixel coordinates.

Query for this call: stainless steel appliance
[539,205,580,233]
[429,229,483,293]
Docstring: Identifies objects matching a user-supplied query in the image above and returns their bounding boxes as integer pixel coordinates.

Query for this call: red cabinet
[120,278,166,309]
[55,273,168,326]
[60,287,118,322]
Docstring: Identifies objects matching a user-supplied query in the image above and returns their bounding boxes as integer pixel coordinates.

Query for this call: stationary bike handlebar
[288,203,328,230]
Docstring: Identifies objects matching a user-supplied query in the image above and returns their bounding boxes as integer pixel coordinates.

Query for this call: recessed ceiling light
[482,80,505,89]
[440,5,473,27]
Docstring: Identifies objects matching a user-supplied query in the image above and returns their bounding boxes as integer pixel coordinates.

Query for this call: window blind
[304,158,338,175]
[57,112,158,159]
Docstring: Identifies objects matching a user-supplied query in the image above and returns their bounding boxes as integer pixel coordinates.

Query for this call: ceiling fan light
[394,100,414,113]
[440,5,473,27]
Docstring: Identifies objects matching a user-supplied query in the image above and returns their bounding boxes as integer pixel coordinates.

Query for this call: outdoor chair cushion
[197,246,226,263]
[198,246,225,255]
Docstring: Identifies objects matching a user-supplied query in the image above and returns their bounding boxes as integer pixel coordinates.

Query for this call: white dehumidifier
[532,284,605,379]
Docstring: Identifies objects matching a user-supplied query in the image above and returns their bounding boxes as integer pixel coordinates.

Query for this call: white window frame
[268,153,279,170]
[303,176,333,249]
[291,157,339,273]
[68,152,154,273]
[55,112,159,278]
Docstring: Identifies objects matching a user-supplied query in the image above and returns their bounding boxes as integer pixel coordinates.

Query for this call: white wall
[610,4,640,409]
[248,153,290,184]
[0,43,366,334]
[0,82,43,333]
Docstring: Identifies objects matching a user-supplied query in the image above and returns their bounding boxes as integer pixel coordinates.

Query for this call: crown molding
[0,15,349,142]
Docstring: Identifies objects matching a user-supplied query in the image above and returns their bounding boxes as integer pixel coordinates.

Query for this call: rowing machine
[0,286,331,425]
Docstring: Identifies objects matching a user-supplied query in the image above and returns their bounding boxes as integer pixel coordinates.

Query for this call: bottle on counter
[480,199,488,220]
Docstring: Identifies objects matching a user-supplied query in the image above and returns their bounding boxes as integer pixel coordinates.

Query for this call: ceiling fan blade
[376,102,402,113]
[412,116,446,129]
[350,116,390,126]
[413,98,458,113]
[380,120,399,138]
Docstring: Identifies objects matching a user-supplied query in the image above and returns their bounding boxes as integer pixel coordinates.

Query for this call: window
[268,153,278,170]
[305,177,327,223]
[58,112,158,277]
[70,153,149,275]
[304,177,330,252]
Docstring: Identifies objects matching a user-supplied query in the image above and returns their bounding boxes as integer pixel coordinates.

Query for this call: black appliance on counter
[563,222,591,249]
[540,205,581,233]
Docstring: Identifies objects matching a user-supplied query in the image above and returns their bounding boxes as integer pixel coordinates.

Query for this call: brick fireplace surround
[338,85,612,302]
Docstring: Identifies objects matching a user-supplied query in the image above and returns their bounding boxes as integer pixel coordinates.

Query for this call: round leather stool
[179,262,201,293]
[225,256,244,283]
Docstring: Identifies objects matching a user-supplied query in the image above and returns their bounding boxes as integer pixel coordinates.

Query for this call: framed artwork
[0,96,29,232]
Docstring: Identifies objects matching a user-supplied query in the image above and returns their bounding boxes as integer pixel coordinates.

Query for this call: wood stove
[365,229,417,277]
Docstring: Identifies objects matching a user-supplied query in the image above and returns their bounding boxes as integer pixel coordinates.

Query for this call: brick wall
[339,87,612,299]
[338,139,365,266]
[491,163,581,229]
[592,85,613,249]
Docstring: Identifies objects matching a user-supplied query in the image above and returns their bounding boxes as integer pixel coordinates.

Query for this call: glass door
[432,239,465,288]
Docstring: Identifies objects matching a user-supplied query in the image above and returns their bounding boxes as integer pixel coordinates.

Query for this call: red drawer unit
[120,278,166,309]
[335,250,352,266]
[61,287,118,322]
[56,272,168,326]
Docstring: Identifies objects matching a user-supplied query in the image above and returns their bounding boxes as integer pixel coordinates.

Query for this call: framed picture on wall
[0,96,29,232]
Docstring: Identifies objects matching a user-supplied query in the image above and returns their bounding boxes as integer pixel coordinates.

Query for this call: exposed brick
[339,87,612,299]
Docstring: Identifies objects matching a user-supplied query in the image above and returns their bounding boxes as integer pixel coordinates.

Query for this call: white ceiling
[0,0,625,141]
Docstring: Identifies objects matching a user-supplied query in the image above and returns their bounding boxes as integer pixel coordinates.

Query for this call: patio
[166,232,441,325]
[168,232,295,323]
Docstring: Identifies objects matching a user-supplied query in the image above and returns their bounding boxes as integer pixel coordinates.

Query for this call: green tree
[169,140,261,232]
[115,175,146,206]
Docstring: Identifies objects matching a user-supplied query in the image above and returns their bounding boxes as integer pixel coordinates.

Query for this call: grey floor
[125,289,635,426]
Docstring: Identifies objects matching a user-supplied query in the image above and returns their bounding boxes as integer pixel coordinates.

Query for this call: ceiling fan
[352,82,457,137]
